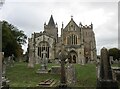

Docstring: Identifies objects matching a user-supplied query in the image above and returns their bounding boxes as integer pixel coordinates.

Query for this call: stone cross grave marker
[36,50,48,73]
[58,44,68,87]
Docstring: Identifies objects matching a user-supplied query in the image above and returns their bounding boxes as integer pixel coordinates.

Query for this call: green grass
[6,62,97,87]
[6,62,60,87]
[75,64,97,87]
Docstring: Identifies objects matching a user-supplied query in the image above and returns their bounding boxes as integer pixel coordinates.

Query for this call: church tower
[44,15,58,42]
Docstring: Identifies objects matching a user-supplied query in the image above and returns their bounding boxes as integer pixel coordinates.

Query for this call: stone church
[28,15,97,65]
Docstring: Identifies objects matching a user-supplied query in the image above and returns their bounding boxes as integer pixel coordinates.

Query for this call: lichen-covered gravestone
[96,47,119,89]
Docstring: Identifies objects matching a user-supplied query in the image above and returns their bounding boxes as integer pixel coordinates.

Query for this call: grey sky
[0,0,119,55]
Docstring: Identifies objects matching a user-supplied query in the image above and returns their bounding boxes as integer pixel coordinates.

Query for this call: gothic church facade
[28,15,97,64]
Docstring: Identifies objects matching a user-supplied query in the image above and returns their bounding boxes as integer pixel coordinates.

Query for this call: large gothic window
[67,34,77,45]
[37,41,49,58]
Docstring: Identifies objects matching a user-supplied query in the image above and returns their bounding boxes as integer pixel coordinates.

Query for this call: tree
[108,48,120,61]
[2,21,27,58]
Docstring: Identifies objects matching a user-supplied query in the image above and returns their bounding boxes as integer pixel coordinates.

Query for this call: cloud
[0,0,118,54]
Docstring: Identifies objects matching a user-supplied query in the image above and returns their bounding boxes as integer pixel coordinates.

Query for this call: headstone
[96,47,119,89]
[114,59,118,64]
[10,54,14,67]
[7,56,11,66]
[0,52,2,88]
[2,76,10,88]
[28,48,34,68]
[66,63,76,85]
[1,52,10,89]
[50,66,61,74]
[55,59,59,64]
[2,59,6,77]
[112,67,120,81]
[7,55,14,67]
[36,50,48,73]
[109,56,113,65]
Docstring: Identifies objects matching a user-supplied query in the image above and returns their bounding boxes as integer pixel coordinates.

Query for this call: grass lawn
[5,62,98,87]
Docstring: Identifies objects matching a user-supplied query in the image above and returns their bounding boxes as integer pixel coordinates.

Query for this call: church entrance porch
[68,50,78,63]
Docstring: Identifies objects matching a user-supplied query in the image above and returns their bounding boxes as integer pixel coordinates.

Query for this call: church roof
[48,15,55,27]
[64,16,79,30]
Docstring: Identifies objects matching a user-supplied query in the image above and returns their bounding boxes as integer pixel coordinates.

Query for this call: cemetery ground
[6,62,120,88]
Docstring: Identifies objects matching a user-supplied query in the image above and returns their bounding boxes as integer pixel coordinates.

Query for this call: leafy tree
[2,21,27,58]
[108,48,120,61]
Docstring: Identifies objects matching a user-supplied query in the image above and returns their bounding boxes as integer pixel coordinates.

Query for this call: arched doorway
[73,55,76,63]
[68,50,77,63]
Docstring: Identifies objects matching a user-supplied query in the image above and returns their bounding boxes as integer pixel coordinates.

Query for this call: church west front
[28,15,97,65]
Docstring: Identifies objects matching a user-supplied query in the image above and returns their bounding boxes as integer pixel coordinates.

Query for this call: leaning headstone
[96,47,119,89]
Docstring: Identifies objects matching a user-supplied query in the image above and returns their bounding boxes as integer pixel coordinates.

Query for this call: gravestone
[1,52,9,89]
[114,59,119,64]
[50,66,61,74]
[0,52,2,88]
[7,55,14,67]
[66,63,76,85]
[2,59,6,77]
[9,54,14,67]
[55,59,59,64]
[109,56,113,64]
[112,67,120,81]
[28,47,34,68]
[96,47,119,89]
[7,56,11,66]
[36,50,48,73]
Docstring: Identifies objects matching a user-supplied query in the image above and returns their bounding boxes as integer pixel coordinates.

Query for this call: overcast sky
[0,0,119,55]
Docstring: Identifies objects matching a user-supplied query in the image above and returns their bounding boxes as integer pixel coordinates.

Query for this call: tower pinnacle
[48,15,55,27]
